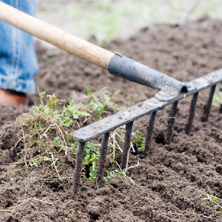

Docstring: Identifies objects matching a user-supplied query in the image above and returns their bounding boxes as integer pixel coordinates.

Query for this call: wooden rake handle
[0,1,114,69]
[0,1,187,96]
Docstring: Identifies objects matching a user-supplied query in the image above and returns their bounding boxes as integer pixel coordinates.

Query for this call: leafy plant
[104,169,124,181]
[82,142,124,181]
[16,88,128,181]
[133,131,145,151]
[62,102,91,119]
[44,154,59,168]
[37,87,46,105]
[29,156,41,167]
[203,193,222,211]
[13,168,24,173]
[83,142,100,181]
[84,84,108,119]
[212,91,222,107]
[202,193,222,218]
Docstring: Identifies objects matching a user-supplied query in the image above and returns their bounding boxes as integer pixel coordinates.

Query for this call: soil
[1,17,222,221]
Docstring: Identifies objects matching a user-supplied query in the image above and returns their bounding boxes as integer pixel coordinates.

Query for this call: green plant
[83,142,100,181]
[203,193,222,211]
[44,153,59,168]
[29,156,41,167]
[17,92,90,177]
[202,193,222,218]
[62,102,91,119]
[212,91,222,107]
[82,141,124,181]
[59,217,68,221]
[13,168,24,173]
[36,88,92,128]
[37,87,46,105]
[84,84,108,120]
[133,131,145,151]
[104,169,124,181]
[16,88,127,181]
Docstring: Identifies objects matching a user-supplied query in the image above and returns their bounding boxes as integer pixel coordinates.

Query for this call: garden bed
[1,17,222,221]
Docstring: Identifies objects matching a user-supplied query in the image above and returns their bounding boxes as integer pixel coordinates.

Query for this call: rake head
[73,68,222,193]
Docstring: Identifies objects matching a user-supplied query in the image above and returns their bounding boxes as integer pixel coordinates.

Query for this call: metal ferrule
[108,53,188,96]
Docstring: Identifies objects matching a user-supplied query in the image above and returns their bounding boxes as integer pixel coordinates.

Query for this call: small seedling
[133,131,145,151]
[104,169,124,181]
[17,151,24,156]
[44,155,59,168]
[202,193,222,218]
[29,156,41,167]
[59,217,68,221]
[83,142,100,181]
[13,168,24,173]
[203,193,222,211]
[37,87,46,105]
[212,91,222,107]
[84,84,107,119]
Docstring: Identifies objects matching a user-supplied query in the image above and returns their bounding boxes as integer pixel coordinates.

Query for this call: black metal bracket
[108,53,188,101]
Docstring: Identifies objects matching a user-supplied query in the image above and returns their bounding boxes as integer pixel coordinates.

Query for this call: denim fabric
[0,0,38,93]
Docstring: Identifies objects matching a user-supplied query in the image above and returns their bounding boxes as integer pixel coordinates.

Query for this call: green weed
[82,141,123,181]
[133,131,145,151]
[13,168,24,173]
[83,142,100,181]
[84,84,107,120]
[16,87,126,181]
[29,156,41,167]
[212,91,222,107]
[203,193,222,211]
[202,193,222,218]
[104,169,124,181]
[43,154,59,168]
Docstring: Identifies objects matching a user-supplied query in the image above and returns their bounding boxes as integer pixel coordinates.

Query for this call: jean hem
[0,74,36,94]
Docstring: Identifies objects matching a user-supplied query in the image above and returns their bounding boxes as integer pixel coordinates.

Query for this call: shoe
[0,89,28,106]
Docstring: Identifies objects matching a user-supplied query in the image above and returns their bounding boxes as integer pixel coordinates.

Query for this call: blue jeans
[0,0,38,94]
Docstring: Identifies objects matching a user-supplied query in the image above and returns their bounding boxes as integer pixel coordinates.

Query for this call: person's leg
[0,0,38,105]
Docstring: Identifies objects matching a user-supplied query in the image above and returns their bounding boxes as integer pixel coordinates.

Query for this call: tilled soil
[1,17,222,221]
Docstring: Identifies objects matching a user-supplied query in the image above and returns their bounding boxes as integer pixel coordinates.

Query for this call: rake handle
[0,1,187,95]
[0,1,114,69]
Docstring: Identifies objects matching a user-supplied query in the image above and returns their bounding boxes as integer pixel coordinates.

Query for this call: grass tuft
[15,86,136,182]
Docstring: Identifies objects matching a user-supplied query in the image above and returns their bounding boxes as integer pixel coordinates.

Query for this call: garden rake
[0,2,221,193]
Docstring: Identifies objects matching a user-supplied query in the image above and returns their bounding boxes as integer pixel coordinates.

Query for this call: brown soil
[1,17,222,221]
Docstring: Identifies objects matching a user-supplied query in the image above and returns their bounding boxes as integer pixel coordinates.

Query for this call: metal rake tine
[73,141,85,193]
[71,69,222,194]
[121,121,134,169]
[144,111,157,156]
[165,101,178,144]
[185,92,199,134]
[203,84,216,122]
[97,132,110,183]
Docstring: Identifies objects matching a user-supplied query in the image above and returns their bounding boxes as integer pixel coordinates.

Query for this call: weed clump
[15,87,134,182]
[202,193,222,219]
[213,91,222,107]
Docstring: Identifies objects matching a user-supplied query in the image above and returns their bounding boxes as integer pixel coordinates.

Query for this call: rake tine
[73,141,85,193]
[185,92,199,134]
[203,84,216,122]
[121,121,134,169]
[97,132,110,183]
[165,101,178,144]
[144,111,157,156]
